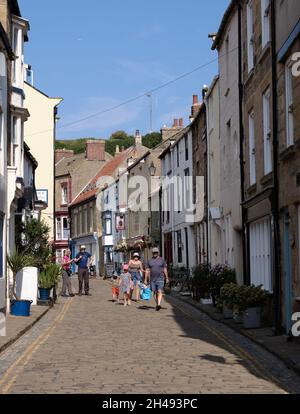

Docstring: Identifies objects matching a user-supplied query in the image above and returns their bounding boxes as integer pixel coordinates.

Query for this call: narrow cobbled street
[1,279,300,394]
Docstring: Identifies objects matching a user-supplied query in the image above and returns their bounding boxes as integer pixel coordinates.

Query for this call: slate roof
[55,151,113,205]
[70,145,149,207]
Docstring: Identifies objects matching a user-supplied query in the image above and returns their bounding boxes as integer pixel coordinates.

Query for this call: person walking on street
[61,249,75,297]
[74,245,92,296]
[128,252,144,303]
[145,247,169,311]
[119,264,132,307]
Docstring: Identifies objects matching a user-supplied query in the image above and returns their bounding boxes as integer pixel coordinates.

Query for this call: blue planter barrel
[39,288,51,301]
[11,300,32,317]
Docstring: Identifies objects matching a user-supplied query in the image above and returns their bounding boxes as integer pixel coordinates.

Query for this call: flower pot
[223,304,234,319]
[10,300,32,317]
[39,287,51,301]
[243,307,261,329]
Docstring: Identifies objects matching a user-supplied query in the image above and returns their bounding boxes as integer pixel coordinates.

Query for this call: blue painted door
[284,212,293,334]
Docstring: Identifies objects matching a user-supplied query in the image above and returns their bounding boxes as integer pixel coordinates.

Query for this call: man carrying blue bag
[145,247,169,311]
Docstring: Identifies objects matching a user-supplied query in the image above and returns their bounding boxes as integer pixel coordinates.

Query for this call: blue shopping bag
[140,287,152,301]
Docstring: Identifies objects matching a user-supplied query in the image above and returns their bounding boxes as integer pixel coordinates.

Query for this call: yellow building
[24,81,63,242]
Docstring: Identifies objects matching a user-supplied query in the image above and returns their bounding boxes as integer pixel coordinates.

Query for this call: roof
[70,144,149,207]
[69,149,132,207]
[24,142,38,168]
[10,0,21,17]
[159,126,191,159]
[55,151,113,204]
[212,0,237,50]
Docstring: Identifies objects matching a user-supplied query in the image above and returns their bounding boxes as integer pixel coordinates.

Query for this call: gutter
[270,0,282,335]
[238,2,248,285]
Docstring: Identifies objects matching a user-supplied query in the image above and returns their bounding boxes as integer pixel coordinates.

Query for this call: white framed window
[249,110,256,185]
[249,217,272,292]
[285,62,294,147]
[247,0,254,72]
[61,185,68,205]
[263,88,272,175]
[261,0,270,48]
[11,116,18,167]
[12,26,19,85]
[56,217,69,241]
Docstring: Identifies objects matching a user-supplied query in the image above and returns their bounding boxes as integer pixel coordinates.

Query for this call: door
[284,211,293,334]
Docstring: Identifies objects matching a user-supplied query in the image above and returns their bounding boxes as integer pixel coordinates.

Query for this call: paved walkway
[0,278,300,394]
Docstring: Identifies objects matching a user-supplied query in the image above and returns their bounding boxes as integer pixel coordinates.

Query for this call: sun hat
[133,252,140,258]
[80,245,86,250]
[152,247,159,254]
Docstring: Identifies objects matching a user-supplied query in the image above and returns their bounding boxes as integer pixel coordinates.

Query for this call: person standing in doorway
[74,245,92,296]
[61,249,75,297]
[145,247,169,311]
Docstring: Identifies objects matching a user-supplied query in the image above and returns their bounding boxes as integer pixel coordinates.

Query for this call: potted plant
[191,264,211,303]
[209,264,236,307]
[234,284,269,329]
[219,283,238,319]
[7,250,34,316]
[39,264,62,301]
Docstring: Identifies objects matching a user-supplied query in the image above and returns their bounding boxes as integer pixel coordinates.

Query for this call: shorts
[131,272,143,287]
[151,280,164,293]
[112,287,119,297]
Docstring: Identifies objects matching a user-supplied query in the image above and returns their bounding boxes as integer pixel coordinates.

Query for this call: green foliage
[142,132,162,149]
[39,264,62,289]
[219,283,240,310]
[192,264,211,298]
[233,284,269,315]
[7,250,34,299]
[56,131,162,158]
[16,219,52,270]
[55,138,97,154]
[209,265,236,302]
[110,130,129,140]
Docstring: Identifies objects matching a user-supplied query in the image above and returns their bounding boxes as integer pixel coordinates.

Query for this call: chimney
[135,129,142,146]
[55,149,74,164]
[161,117,184,141]
[86,140,105,161]
[115,145,120,156]
[190,94,201,121]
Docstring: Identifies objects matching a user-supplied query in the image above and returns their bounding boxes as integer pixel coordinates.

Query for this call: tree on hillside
[142,132,162,149]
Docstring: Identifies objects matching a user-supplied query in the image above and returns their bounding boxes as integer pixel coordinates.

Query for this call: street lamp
[148,161,156,177]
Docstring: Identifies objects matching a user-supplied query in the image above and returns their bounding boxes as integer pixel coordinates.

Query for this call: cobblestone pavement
[0,278,300,394]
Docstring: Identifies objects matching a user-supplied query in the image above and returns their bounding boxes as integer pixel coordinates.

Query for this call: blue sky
[19,0,230,140]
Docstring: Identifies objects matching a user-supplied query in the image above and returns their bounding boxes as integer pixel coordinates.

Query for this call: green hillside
[55,131,162,157]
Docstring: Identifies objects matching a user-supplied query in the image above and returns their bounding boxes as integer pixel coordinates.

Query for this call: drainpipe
[270,0,282,335]
[238,2,248,285]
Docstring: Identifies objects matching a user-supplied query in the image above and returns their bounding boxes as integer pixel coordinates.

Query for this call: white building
[212,4,244,283]
[160,126,196,270]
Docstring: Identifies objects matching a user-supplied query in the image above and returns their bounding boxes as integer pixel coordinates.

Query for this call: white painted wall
[218,10,243,283]
[24,83,62,242]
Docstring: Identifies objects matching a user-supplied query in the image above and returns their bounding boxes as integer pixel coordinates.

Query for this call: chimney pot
[173,119,179,128]
[179,118,184,127]
[193,95,199,105]
[135,129,142,146]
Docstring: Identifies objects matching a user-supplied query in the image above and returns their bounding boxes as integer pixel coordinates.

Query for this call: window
[261,0,270,48]
[104,212,112,236]
[224,214,234,267]
[263,88,272,175]
[177,230,183,263]
[12,116,18,167]
[82,209,87,234]
[61,185,68,205]
[249,111,256,185]
[184,135,189,161]
[249,217,272,292]
[12,27,19,84]
[56,217,69,241]
[0,216,3,278]
[177,144,180,167]
[90,207,94,232]
[247,0,254,72]
[285,62,294,147]
[184,168,191,210]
